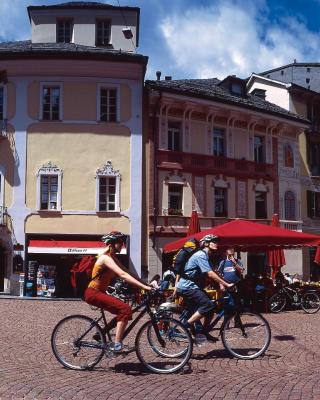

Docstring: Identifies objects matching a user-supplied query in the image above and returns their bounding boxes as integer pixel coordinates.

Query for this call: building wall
[30,9,138,52]
[249,79,290,110]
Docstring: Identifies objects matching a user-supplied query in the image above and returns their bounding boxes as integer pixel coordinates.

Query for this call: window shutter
[307,190,314,218]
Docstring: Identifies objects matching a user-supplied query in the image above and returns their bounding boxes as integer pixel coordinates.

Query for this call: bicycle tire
[51,314,105,370]
[301,291,320,314]
[221,311,271,360]
[268,292,286,313]
[135,317,193,374]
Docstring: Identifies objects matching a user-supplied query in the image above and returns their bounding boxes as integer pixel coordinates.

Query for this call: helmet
[101,231,126,245]
[199,234,219,247]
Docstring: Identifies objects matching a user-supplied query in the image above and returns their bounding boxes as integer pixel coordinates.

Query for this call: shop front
[25,235,128,298]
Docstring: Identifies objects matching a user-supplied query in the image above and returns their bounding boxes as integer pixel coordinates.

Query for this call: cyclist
[84,231,151,352]
[176,234,234,338]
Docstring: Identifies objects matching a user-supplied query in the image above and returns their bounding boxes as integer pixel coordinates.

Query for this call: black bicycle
[160,288,272,360]
[268,285,320,314]
[51,289,193,374]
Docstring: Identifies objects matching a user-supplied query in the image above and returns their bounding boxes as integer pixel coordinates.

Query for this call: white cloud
[159,0,320,79]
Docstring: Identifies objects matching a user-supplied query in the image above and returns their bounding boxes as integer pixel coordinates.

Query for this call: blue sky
[1,0,320,80]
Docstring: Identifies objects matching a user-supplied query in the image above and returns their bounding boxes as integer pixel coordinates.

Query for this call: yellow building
[0,2,147,295]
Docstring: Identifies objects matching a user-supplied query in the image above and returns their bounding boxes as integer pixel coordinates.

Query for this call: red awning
[163,219,320,253]
[28,240,126,254]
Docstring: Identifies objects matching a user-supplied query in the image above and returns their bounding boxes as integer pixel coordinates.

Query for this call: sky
[1,0,320,80]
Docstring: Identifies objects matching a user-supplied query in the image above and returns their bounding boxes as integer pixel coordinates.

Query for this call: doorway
[247,253,267,277]
[0,246,5,292]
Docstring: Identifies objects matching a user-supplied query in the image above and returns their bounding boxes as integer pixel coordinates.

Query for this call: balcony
[280,220,302,232]
[0,119,7,139]
[157,150,275,179]
[0,206,7,225]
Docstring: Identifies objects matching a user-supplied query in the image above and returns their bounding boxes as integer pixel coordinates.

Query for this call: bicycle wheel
[268,292,286,313]
[221,312,271,360]
[51,314,105,370]
[135,317,193,374]
[301,291,320,314]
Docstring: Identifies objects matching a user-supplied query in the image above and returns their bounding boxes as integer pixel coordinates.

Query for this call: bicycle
[159,287,272,360]
[51,289,193,374]
[268,285,320,314]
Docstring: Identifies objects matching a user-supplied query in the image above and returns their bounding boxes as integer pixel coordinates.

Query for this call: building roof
[259,62,320,76]
[27,2,141,47]
[0,40,148,65]
[146,78,308,124]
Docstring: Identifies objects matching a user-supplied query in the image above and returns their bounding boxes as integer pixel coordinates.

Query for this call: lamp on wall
[122,27,133,39]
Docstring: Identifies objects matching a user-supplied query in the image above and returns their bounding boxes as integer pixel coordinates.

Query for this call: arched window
[284,144,294,168]
[284,191,296,220]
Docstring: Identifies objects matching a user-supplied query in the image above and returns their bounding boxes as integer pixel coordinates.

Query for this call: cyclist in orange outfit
[84,231,151,351]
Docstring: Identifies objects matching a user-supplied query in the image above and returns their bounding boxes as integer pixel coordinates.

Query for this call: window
[96,19,111,46]
[284,143,294,168]
[213,128,225,156]
[36,162,62,211]
[214,188,227,217]
[284,191,296,220]
[231,83,242,95]
[307,191,320,218]
[309,142,320,176]
[100,87,117,122]
[0,87,3,120]
[255,191,267,219]
[168,121,181,151]
[42,86,60,121]
[56,19,73,43]
[254,136,265,163]
[307,67,311,73]
[96,161,120,212]
[168,184,183,215]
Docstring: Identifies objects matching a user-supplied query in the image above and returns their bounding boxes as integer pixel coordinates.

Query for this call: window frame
[254,135,265,163]
[214,187,227,217]
[40,82,63,121]
[284,190,296,220]
[98,83,120,123]
[307,190,320,218]
[96,161,121,212]
[255,190,267,219]
[213,127,225,157]
[167,121,181,151]
[95,18,112,46]
[36,162,62,212]
[168,183,183,215]
[56,18,73,43]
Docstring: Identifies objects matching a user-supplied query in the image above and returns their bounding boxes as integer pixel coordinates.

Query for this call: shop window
[284,191,296,220]
[0,86,3,121]
[168,184,183,215]
[96,160,121,212]
[56,19,73,43]
[254,135,265,163]
[255,191,267,219]
[96,19,111,46]
[307,191,320,218]
[213,128,225,157]
[41,85,61,121]
[36,162,62,211]
[99,86,118,122]
[214,187,227,217]
[168,121,181,151]
[284,143,294,168]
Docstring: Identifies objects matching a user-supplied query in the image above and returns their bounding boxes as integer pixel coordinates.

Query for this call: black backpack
[172,238,199,277]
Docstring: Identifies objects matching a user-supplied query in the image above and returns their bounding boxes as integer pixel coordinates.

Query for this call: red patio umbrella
[163,219,320,253]
[267,214,286,279]
[314,246,320,265]
[187,210,201,235]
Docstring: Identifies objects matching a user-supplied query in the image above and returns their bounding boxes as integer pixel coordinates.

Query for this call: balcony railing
[0,119,7,139]
[157,150,275,178]
[280,220,302,232]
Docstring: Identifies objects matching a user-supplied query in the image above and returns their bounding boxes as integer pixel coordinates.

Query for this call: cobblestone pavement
[1,298,320,400]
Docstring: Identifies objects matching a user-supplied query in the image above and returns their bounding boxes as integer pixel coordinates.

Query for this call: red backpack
[70,255,97,298]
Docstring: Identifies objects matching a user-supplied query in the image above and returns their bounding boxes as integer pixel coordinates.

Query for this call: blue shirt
[218,258,244,283]
[176,250,213,292]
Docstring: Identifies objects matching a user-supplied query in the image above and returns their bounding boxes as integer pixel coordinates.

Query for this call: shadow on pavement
[273,335,296,341]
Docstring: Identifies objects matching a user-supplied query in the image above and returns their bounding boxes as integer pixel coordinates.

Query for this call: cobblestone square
[1,298,320,400]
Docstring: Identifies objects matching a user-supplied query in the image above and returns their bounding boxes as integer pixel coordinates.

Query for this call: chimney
[251,88,266,100]
[165,76,172,81]
[156,71,161,81]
